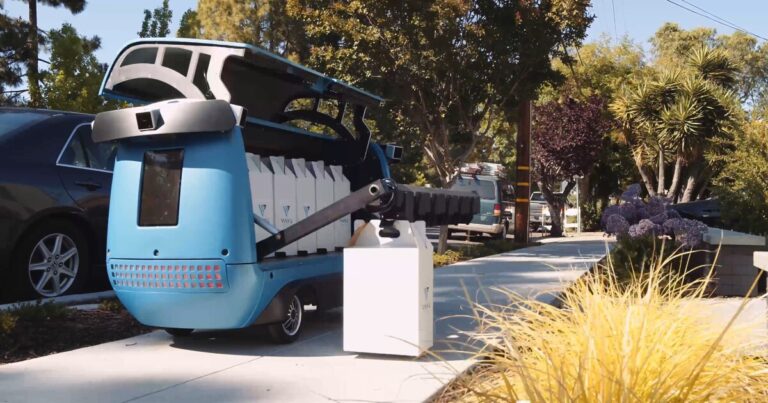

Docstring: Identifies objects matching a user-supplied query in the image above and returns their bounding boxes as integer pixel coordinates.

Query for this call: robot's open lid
[99,38,383,121]
[100,38,386,165]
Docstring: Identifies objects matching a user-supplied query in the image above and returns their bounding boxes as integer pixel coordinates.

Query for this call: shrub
[99,299,124,313]
[449,249,768,402]
[434,250,463,268]
[602,184,706,248]
[0,311,17,336]
[11,301,70,322]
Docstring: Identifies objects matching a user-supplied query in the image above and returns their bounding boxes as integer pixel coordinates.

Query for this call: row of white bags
[246,153,351,257]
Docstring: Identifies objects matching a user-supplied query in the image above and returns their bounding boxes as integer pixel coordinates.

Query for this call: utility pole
[514,100,531,244]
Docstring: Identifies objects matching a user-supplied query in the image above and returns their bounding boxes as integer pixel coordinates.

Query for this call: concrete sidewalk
[0,239,610,403]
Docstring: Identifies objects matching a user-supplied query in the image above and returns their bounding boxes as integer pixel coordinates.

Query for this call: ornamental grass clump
[449,250,768,402]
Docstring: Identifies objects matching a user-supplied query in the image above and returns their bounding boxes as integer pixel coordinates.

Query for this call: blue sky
[2,0,767,64]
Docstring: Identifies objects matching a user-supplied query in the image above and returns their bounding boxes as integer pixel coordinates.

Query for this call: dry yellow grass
[445,248,768,402]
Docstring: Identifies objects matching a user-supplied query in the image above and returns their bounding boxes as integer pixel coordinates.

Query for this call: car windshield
[530,192,545,202]
[0,111,49,140]
[451,176,496,200]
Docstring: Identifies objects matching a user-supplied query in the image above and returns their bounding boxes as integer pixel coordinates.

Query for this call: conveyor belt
[256,179,479,259]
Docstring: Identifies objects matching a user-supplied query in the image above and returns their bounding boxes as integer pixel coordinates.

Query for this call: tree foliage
[176,8,200,38]
[612,46,742,203]
[138,0,172,38]
[196,0,308,59]
[0,10,36,105]
[713,120,768,235]
[286,0,592,186]
[15,0,86,106]
[532,96,613,236]
[39,23,120,113]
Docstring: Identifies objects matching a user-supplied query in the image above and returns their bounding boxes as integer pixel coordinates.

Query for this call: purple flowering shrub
[602,184,708,249]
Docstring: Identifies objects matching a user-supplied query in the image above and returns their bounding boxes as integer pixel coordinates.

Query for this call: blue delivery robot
[92,39,479,342]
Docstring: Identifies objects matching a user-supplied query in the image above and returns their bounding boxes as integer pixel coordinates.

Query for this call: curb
[0,290,116,311]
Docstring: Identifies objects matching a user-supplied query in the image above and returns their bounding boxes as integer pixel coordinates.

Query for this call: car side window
[59,129,88,168]
[60,124,116,171]
[77,125,116,171]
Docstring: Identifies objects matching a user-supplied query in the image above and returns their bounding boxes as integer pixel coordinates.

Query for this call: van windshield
[0,111,49,140]
[451,176,496,200]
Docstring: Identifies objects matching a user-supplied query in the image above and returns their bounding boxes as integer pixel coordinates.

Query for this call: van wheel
[496,222,508,240]
[268,293,304,343]
[11,219,90,300]
[165,328,194,337]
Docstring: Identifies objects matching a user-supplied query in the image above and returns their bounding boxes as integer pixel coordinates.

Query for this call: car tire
[496,222,508,240]
[267,293,304,344]
[165,328,194,337]
[10,219,90,300]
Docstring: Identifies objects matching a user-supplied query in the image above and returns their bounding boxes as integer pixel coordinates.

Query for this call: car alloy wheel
[27,233,80,297]
[282,294,303,337]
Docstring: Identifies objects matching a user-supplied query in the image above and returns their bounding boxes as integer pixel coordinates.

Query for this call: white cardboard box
[343,220,434,357]
[291,158,317,254]
[270,156,298,256]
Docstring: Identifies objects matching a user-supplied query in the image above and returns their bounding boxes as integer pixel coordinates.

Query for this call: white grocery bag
[343,219,434,356]
[291,158,317,255]
[310,161,335,253]
[329,165,351,250]
[270,156,298,256]
[246,153,274,248]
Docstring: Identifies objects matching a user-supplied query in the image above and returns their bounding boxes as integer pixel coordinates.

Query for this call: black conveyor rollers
[382,185,479,226]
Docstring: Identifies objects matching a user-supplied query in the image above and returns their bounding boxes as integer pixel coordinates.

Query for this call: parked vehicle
[670,198,722,227]
[448,163,514,239]
[95,38,478,342]
[0,108,113,300]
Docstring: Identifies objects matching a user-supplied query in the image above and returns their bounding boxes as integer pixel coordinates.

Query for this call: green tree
[15,0,86,107]
[196,0,308,59]
[612,47,742,202]
[138,0,172,38]
[176,8,200,38]
[532,96,613,236]
[0,5,38,105]
[540,37,647,228]
[650,23,768,117]
[287,0,592,251]
[714,120,768,235]
[39,23,120,113]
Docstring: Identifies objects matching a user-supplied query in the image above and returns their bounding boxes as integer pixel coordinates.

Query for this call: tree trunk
[540,180,576,237]
[667,155,685,202]
[436,177,452,254]
[437,226,449,254]
[656,148,665,196]
[549,199,565,237]
[681,174,697,203]
[633,152,656,197]
[27,0,40,107]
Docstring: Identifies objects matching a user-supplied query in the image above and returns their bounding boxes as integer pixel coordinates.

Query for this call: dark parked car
[0,108,114,301]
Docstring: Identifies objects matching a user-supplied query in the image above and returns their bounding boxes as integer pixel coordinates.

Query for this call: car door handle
[75,181,102,191]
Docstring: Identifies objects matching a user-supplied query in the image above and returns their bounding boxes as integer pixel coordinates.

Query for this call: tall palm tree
[611,47,740,202]
[20,0,86,107]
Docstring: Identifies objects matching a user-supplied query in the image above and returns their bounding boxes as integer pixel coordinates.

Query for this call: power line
[678,0,758,35]
[665,0,768,41]
[610,0,618,38]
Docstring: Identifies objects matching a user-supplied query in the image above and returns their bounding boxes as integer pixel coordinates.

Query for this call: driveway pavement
[0,238,610,403]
